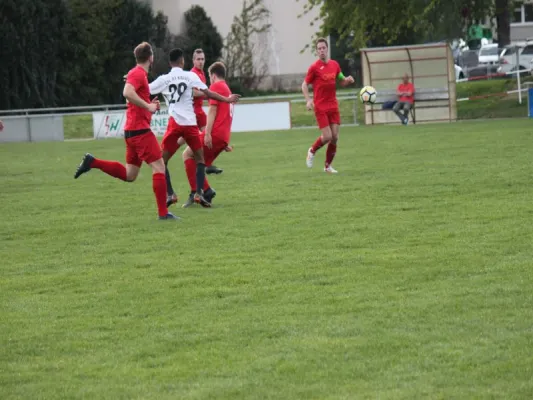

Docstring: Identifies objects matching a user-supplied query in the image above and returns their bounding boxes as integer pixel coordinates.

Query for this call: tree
[181,6,224,70]
[0,0,176,109]
[104,0,163,103]
[495,0,511,46]
[67,0,171,104]
[223,0,272,90]
[298,0,506,54]
[153,11,171,49]
[0,0,72,109]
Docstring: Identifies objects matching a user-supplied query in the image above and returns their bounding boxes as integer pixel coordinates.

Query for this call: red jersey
[191,67,206,114]
[304,59,341,112]
[208,80,233,144]
[398,82,415,103]
[124,65,152,131]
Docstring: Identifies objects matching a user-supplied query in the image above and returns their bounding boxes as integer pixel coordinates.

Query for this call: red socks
[325,143,337,167]
[184,158,197,192]
[152,173,168,217]
[310,137,338,167]
[184,158,210,192]
[311,136,325,153]
[91,158,127,181]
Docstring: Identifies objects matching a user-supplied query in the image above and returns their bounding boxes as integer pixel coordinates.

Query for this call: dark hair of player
[134,42,153,63]
[169,48,185,64]
[208,62,226,79]
[316,38,329,48]
[193,49,204,59]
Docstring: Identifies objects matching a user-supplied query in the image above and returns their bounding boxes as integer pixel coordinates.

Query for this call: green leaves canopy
[299,0,502,52]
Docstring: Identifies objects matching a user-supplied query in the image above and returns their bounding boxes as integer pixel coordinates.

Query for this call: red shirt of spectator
[397,75,415,104]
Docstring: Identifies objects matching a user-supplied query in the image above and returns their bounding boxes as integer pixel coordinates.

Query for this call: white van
[478,44,502,65]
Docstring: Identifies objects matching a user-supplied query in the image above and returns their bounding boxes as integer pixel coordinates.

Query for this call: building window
[514,7,522,23]
[513,4,533,24]
[525,4,533,22]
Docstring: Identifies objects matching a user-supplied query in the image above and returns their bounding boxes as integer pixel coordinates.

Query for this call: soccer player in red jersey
[181,62,234,207]
[302,38,354,173]
[191,49,208,131]
[74,42,178,221]
[149,49,240,208]
[167,49,224,176]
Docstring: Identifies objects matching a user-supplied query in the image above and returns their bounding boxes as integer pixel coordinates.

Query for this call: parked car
[498,44,533,76]
[454,64,465,81]
[468,45,502,79]
[478,44,502,65]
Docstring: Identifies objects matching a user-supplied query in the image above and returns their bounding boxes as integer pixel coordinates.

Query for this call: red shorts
[195,110,207,128]
[315,109,341,129]
[200,133,227,166]
[125,131,162,167]
[161,117,202,156]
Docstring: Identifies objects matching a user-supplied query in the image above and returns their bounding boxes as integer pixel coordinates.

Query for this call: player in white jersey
[150,48,240,207]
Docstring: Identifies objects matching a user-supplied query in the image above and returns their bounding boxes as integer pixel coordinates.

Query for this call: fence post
[517,49,522,104]
[25,111,32,142]
[352,97,358,126]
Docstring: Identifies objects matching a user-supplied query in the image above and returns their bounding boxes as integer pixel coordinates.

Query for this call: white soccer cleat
[324,165,338,174]
[306,148,315,168]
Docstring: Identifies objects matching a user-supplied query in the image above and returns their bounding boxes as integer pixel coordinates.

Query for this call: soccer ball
[359,86,377,104]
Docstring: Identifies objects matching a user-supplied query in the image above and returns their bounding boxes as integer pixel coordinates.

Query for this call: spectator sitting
[393,74,415,125]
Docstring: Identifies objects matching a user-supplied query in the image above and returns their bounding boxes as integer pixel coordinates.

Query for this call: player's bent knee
[182,148,194,161]
[150,158,166,174]
[320,126,333,141]
[193,150,205,164]
[125,165,140,182]
[162,150,170,163]
[330,126,340,142]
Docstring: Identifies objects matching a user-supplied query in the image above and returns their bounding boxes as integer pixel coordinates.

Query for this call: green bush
[456,76,533,98]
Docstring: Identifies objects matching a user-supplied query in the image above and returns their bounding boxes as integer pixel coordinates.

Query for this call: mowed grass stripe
[1,119,532,399]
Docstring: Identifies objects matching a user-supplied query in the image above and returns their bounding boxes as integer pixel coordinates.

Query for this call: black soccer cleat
[166,193,178,207]
[206,165,223,175]
[159,212,180,220]
[194,192,211,208]
[74,153,95,179]
[203,187,216,204]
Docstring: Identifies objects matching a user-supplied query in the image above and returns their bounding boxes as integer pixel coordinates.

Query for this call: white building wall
[150,0,322,79]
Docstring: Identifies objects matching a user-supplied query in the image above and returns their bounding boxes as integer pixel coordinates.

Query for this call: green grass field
[1,119,533,399]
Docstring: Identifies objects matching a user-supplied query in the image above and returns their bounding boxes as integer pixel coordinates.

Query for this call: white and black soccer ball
[359,86,377,104]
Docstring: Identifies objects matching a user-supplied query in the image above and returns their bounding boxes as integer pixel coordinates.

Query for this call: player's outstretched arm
[193,89,205,98]
[201,88,240,103]
[148,75,168,95]
[123,84,156,112]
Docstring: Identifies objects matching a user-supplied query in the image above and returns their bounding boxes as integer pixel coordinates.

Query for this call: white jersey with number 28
[149,67,208,126]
